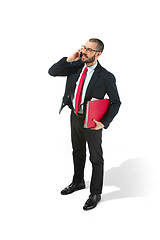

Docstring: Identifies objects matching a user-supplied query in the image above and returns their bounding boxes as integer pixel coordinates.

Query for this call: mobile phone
[80,52,83,58]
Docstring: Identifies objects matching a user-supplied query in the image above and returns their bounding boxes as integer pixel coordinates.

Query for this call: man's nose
[82,47,87,53]
[82,50,88,57]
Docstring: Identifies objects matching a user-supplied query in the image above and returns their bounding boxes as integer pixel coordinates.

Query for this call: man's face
[81,41,100,64]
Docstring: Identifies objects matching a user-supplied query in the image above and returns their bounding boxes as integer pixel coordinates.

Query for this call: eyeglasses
[81,45,99,53]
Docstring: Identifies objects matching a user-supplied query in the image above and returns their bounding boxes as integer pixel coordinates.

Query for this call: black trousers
[70,110,104,195]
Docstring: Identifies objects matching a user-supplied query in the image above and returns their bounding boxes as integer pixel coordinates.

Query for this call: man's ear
[96,52,102,58]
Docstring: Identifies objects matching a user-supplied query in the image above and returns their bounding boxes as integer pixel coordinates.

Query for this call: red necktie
[75,67,88,114]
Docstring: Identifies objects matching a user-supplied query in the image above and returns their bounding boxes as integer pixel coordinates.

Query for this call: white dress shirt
[73,62,98,113]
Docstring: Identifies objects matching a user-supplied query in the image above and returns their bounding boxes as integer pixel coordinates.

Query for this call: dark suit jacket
[48,57,121,129]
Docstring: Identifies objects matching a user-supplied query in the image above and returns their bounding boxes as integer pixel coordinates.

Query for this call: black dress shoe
[61,181,85,195]
[83,194,101,210]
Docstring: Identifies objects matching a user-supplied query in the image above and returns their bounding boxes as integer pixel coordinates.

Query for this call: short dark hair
[89,38,104,52]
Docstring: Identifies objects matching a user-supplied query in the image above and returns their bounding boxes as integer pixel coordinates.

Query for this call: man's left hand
[90,119,104,130]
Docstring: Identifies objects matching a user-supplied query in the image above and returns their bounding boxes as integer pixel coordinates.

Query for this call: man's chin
[81,56,89,63]
[82,60,88,63]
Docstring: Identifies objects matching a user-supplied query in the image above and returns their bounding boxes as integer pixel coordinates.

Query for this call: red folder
[83,98,110,128]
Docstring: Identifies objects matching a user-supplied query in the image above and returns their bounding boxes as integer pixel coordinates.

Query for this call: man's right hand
[66,49,82,62]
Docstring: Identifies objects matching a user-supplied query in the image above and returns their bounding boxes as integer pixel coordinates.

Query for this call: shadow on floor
[102,158,151,202]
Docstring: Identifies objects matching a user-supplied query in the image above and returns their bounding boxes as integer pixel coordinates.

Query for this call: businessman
[48,38,121,210]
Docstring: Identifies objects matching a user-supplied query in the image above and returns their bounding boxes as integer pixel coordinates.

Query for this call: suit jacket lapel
[84,61,101,101]
[69,62,84,94]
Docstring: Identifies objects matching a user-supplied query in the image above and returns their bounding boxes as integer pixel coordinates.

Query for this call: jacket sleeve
[48,57,82,77]
[48,57,72,76]
[101,73,121,129]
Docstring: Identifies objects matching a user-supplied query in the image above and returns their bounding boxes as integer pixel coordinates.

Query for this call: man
[48,38,121,210]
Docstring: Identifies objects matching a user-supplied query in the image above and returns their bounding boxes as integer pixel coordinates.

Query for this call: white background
[0,0,160,239]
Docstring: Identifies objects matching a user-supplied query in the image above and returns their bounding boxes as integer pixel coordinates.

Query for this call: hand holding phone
[67,48,83,62]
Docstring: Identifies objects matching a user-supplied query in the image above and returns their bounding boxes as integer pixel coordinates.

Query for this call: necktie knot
[84,66,88,73]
